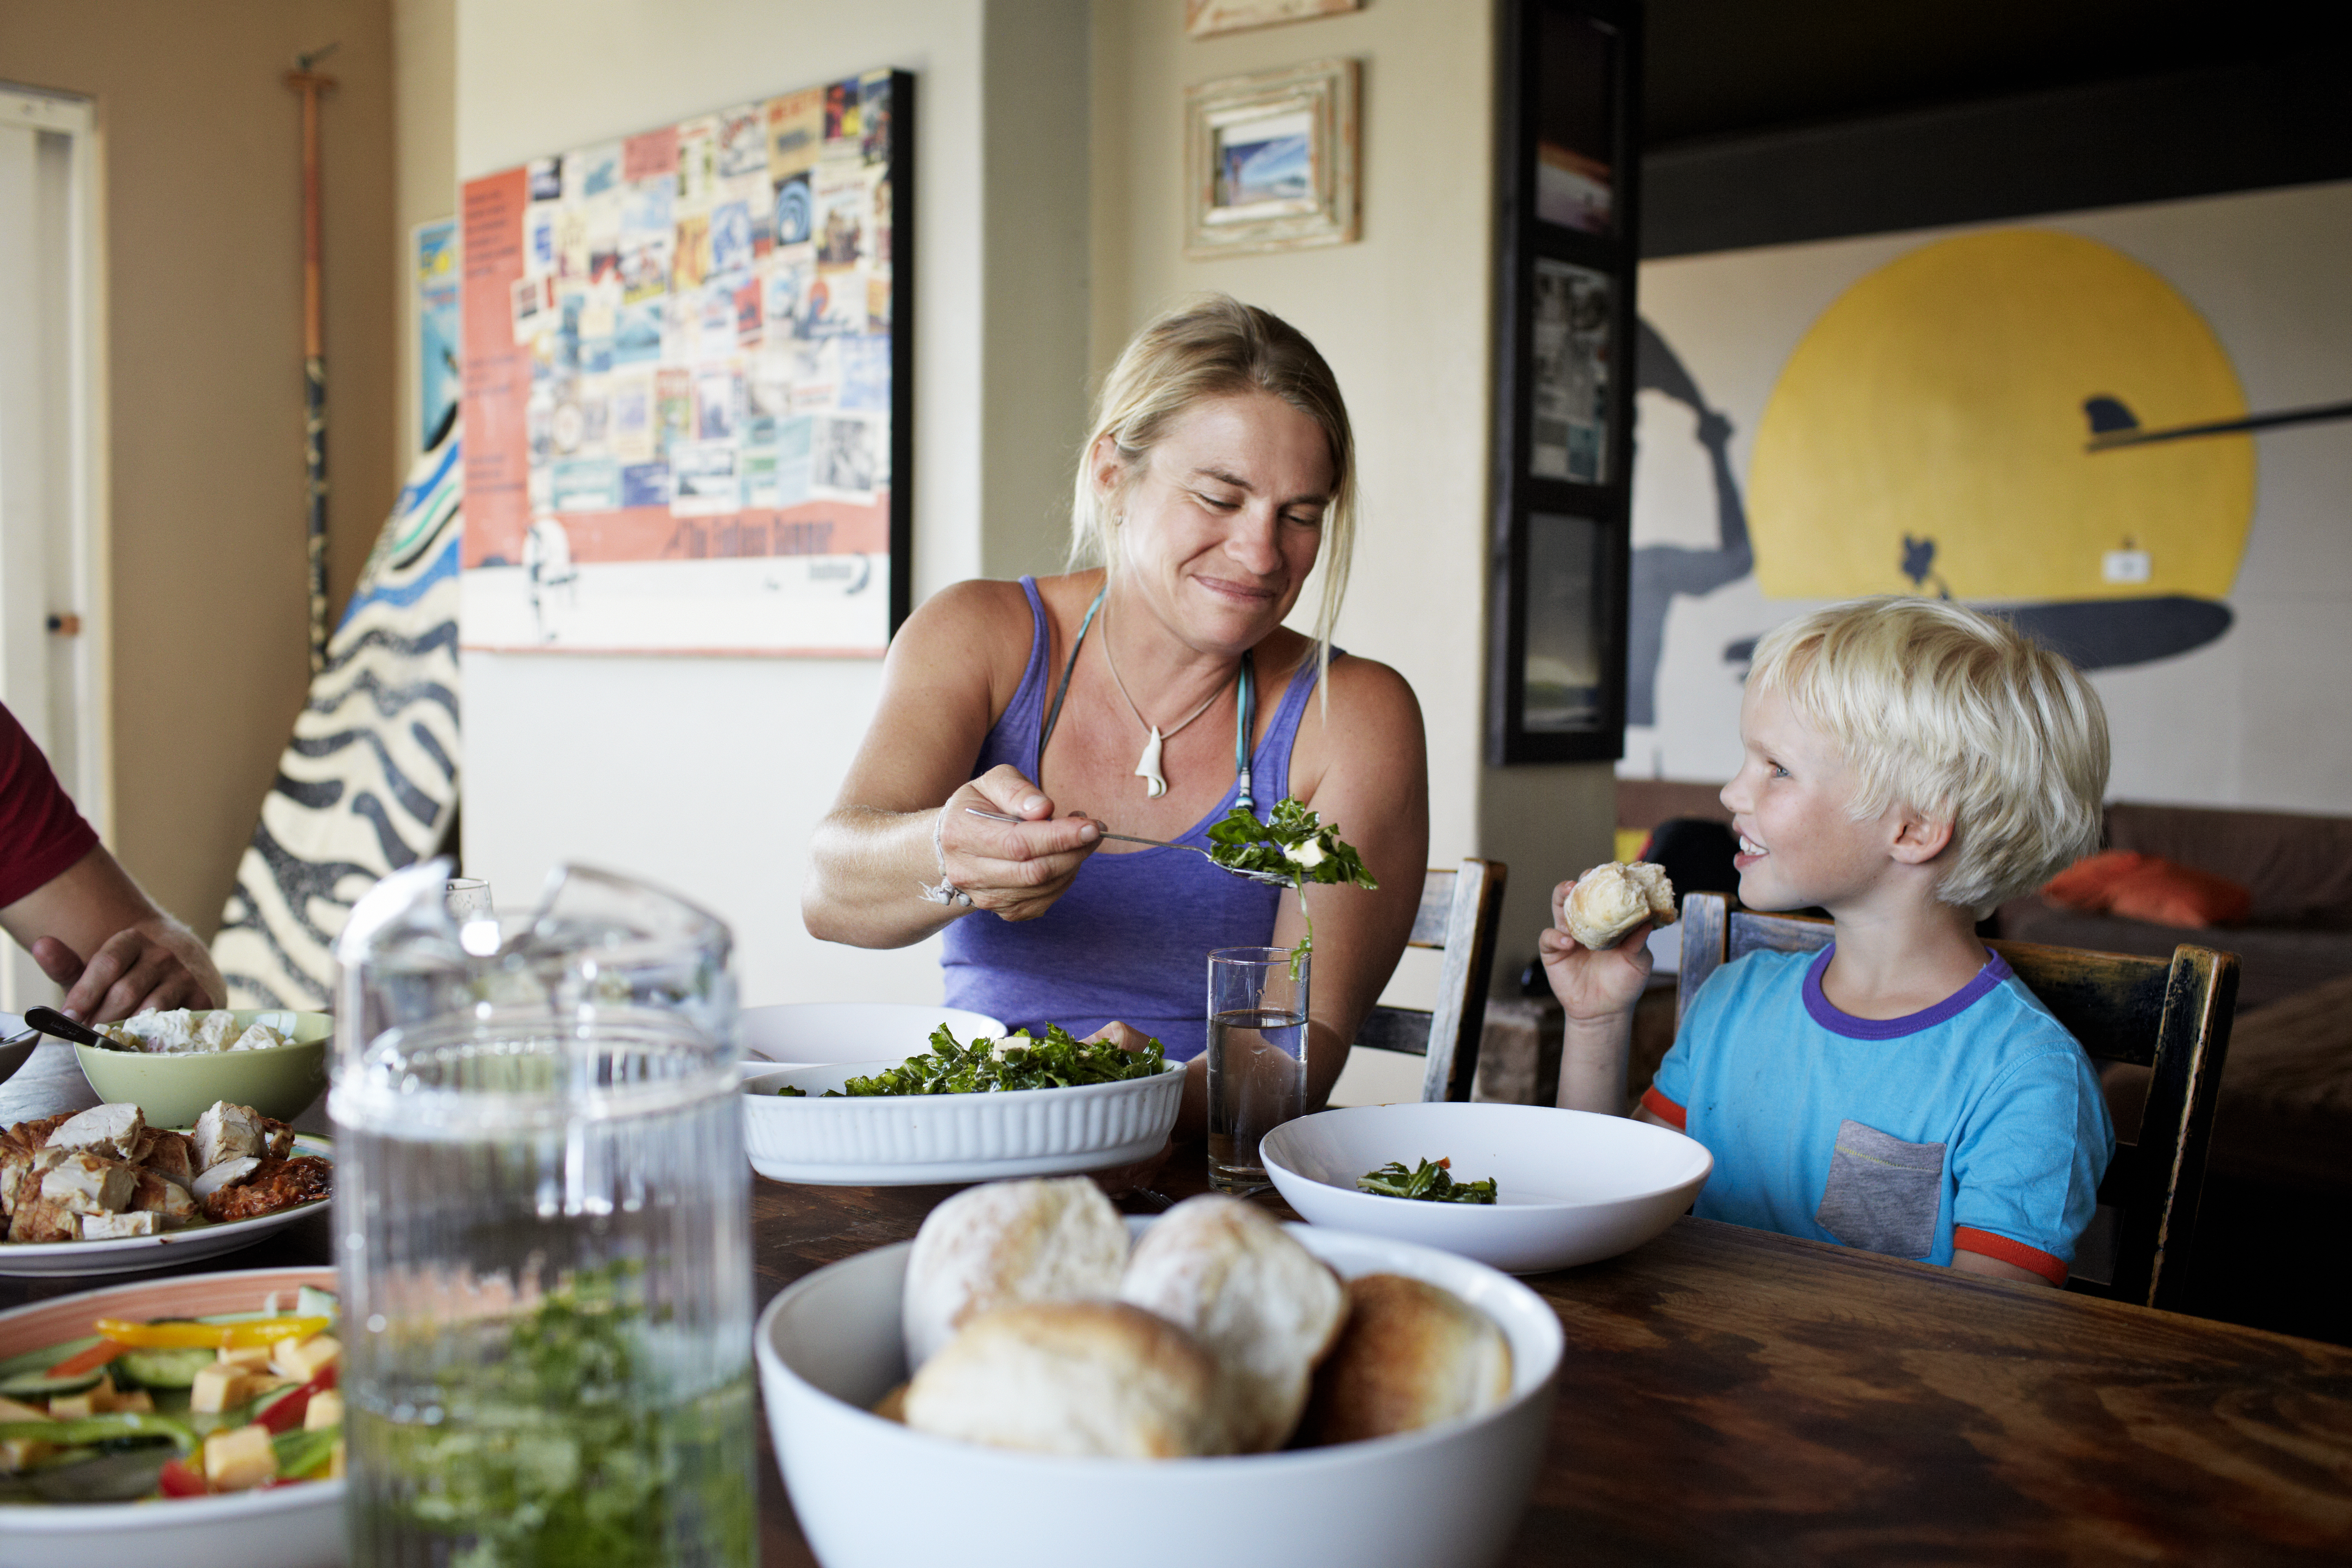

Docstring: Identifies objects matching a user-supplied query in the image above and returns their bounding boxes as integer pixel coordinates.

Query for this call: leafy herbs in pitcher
[356,1261,754,1566]
[1357,1157,1498,1204]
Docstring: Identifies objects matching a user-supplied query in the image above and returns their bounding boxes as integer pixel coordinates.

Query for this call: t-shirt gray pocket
[1815,1119,1947,1259]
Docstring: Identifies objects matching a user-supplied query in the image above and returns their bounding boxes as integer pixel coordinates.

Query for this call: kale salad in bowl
[742,1023,1183,1187]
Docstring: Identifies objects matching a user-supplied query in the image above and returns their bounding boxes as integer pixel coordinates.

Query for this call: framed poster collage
[459,68,912,655]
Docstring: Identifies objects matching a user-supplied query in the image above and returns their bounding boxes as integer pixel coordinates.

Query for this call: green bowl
[74,1009,333,1126]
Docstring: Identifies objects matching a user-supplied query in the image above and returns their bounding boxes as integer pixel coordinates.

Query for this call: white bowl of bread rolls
[1260,1102,1713,1274]
[741,1058,1185,1185]
[757,1178,1562,1568]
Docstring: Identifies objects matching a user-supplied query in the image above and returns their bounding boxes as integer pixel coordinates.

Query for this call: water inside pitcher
[330,861,753,1567]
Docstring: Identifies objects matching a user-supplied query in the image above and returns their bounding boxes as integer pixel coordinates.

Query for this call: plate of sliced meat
[0,1100,332,1278]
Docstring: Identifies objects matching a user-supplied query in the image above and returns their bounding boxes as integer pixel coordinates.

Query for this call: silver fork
[964,807,1294,886]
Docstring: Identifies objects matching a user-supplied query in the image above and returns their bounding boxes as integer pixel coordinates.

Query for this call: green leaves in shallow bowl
[1357,1157,1499,1204]
[775,1023,1166,1098]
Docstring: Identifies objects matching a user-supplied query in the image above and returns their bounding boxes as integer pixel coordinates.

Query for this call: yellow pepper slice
[93,1316,330,1350]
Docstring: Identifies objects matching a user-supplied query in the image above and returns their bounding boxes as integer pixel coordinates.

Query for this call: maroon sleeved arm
[0,701,100,908]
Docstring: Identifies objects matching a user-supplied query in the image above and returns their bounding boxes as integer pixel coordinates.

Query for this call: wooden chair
[1349,860,1510,1102]
[1676,891,2238,1312]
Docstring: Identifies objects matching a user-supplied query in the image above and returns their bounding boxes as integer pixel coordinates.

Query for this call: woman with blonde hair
[805,295,1428,1134]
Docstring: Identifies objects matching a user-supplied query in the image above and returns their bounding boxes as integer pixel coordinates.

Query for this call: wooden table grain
[7,1043,2349,1565]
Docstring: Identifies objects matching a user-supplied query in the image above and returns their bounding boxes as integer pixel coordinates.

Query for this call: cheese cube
[47,1374,116,1420]
[190,1363,275,1414]
[304,1388,345,1431]
[201,1423,278,1491]
[48,1103,145,1159]
[1,1437,55,1472]
[0,1395,49,1424]
[272,1333,341,1382]
[218,1341,273,1370]
[78,1209,161,1239]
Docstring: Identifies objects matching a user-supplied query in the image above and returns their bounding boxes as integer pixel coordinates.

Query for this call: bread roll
[1118,1194,1347,1453]
[903,1301,1221,1459]
[1564,861,1677,950]
[1300,1273,1513,1445]
[902,1176,1129,1370]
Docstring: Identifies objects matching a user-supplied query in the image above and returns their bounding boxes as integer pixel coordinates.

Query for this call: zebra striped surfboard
[211,430,462,1007]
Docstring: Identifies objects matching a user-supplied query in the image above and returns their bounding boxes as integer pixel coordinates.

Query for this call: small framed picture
[1185,0,1361,39]
[1184,59,1359,259]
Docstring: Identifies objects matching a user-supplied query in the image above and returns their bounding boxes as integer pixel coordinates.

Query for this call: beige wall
[0,0,399,936]
[1087,0,1613,993]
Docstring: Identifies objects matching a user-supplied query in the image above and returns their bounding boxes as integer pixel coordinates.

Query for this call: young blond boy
[1547,598,2114,1285]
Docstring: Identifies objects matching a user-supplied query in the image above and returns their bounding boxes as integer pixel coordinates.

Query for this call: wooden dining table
[5,1038,2349,1566]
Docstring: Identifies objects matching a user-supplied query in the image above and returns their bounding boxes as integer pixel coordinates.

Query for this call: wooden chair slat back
[1347,860,1508,1103]
[1673,892,2237,1312]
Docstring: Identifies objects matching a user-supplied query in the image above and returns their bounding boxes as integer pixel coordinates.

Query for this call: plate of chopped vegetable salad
[742,1023,1185,1185]
[0,1265,344,1568]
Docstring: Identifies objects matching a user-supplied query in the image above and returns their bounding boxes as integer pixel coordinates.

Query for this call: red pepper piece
[158,1455,209,1497]
[47,1339,125,1379]
[256,1361,339,1434]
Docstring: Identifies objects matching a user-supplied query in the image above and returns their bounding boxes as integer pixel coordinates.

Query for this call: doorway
[0,84,107,1014]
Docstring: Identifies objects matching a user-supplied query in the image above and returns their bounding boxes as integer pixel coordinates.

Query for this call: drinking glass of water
[1207,946,1309,1193]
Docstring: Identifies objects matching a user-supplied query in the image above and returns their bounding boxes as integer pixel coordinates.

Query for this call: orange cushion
[2041,851,2147,911]
[2042,851,2251,928]
[2104,859,2253,929]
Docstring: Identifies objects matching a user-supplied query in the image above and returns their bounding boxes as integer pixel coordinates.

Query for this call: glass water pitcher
[331,861,753,1567]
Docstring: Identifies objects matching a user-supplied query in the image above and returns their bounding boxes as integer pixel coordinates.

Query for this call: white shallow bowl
[738,1003,1008,1067]
[0,1265,342,1568]
[1261,1102,1712,1274]
[757,1218,1563,1568]
[0,1133,334,1278]
[742,1060,1185,1185]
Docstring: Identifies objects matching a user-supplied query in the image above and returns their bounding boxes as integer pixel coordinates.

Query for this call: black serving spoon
[23,1005,112,1048]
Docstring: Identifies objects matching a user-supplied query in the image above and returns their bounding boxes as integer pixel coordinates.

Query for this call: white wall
[456,0,990,1004]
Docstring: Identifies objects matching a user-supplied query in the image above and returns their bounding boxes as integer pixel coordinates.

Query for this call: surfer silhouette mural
[1628,226,2352,735]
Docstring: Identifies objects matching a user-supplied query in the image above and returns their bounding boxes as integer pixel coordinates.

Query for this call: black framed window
[1490,0,1641,763]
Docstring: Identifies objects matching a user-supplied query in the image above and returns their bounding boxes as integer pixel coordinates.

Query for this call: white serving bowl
[738,1003,1007,1067]
[741,1059,1185,1185]
[1261,1101,1713,1274]
[757,1219,1563,1568]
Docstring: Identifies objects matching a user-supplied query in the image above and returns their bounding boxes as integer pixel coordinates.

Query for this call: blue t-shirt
[1646,946,2113,1282]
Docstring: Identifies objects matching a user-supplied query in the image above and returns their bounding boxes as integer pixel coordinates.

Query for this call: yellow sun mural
[1746,228,2255,603]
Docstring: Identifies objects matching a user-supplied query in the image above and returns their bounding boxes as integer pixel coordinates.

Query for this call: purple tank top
[942,577,1330,1061]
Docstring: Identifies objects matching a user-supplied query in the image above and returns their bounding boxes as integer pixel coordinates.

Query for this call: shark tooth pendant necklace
[1098,594,1232,799]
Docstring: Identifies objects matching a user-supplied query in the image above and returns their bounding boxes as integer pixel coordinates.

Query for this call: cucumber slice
[297,1285,339,1321]
[114,1345,216,1389]
[0,1335,105,1398]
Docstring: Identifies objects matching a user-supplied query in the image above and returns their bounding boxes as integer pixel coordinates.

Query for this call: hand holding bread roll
[1560,861,1677,950]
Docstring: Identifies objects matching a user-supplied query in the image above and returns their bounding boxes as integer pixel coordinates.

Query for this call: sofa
[1996,802,2352,1011]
